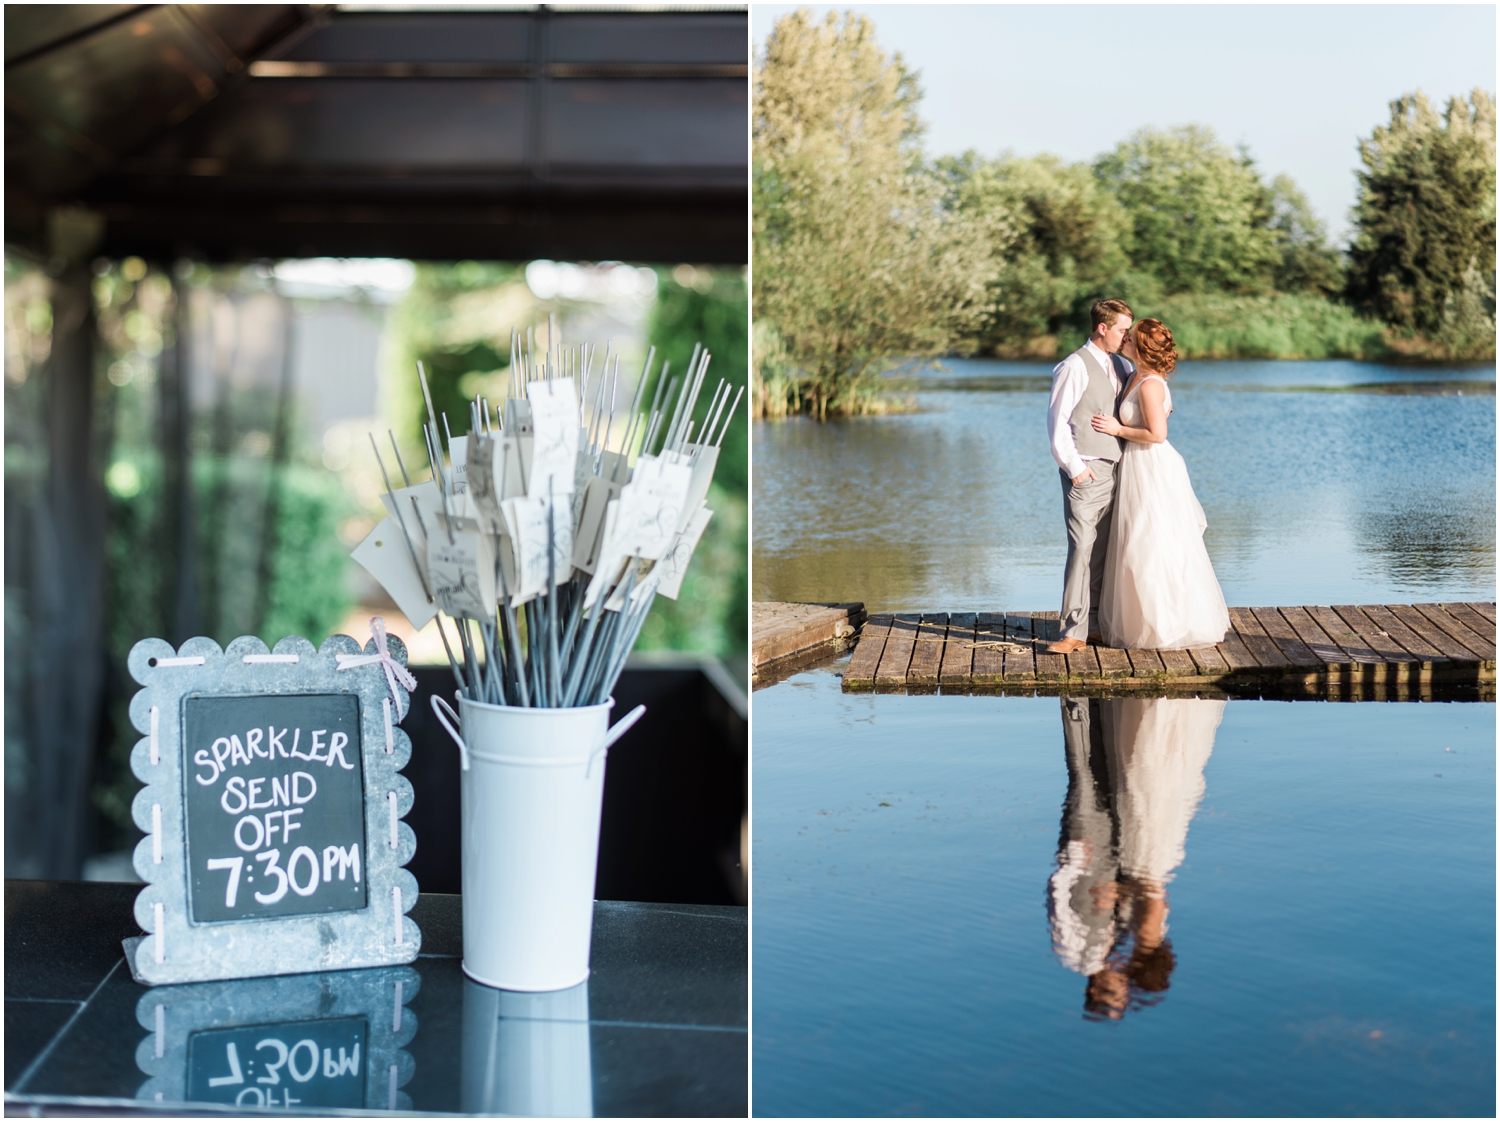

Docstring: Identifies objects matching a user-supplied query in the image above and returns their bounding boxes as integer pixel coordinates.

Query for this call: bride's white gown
[1099,375,1229,650]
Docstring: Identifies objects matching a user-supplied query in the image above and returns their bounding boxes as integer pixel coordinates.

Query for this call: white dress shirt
[1047,340,1134,480]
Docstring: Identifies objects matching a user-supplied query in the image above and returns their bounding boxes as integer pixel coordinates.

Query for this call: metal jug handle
[587,704,646,777]
[431,693,471,771]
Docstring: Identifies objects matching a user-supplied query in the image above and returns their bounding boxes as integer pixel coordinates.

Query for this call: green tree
[637,269,748,665]
[1345,89,1495,355]
[1094,125,1281,296]
[754,9,986,419]
[935,150,1130,352]
[1266,174,1344,296]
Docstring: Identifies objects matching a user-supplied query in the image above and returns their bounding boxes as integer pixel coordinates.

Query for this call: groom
[1045,298,1134,655]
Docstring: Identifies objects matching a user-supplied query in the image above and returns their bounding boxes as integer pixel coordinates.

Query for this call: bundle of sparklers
[352,320,741,708]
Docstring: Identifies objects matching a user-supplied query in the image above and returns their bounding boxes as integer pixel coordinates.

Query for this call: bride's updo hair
[1133,319,1178,375]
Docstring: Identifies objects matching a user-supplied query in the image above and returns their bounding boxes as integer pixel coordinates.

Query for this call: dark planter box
[400,657,747,907]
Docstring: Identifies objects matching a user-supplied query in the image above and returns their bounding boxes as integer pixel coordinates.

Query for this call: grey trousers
[1059,460,1118,641]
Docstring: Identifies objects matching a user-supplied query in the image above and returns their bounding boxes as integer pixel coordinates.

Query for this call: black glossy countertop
[4,880,746,1116]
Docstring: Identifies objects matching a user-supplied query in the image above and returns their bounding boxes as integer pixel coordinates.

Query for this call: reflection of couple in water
[1047,695,1225,1021]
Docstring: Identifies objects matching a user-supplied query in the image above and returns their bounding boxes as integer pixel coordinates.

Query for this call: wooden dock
[842,603,1495,699]
[753,601,866,681]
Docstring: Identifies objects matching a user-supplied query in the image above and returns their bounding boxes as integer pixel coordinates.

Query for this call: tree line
[753,10,1496,420]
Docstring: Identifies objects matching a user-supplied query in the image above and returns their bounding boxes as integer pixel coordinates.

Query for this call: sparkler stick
[358,330,737,711]
[715,386,744,448]
[388,431,413,488]
[369,433,432,602]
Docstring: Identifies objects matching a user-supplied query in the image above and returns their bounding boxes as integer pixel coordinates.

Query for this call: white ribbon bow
[336,617,418,710]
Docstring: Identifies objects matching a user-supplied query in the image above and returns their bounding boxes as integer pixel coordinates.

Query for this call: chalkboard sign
[124,631,420,986]
[184,695,368,923]
[135,965,418,1111]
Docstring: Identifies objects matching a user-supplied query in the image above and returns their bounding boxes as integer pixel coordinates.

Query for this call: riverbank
[754,295,1495,419]
[983,292,1495,363]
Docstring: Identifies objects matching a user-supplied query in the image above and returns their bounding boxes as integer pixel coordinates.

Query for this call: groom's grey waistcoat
[1068,346,1127,462]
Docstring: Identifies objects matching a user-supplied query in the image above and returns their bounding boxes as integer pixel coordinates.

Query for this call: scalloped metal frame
[133,964,420,1111]
[125,632,420,986]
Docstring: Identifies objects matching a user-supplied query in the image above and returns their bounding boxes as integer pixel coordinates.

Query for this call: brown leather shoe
[1046,637,1087,654]
[1087,633,1105,646]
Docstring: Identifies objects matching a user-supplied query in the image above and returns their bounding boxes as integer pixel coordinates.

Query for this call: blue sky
[752,4,1496,242]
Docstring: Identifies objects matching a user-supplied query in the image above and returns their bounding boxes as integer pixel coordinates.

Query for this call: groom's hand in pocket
[1071,466,1097,486]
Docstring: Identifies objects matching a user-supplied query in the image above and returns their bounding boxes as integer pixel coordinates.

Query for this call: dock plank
[1228,607,1291,668]
[1250,606,1325,668]
[1125,648,1166,677]
[1470,602,1497,625]
[874,614,921,688]
[939,612,977,687]
[971,613,1008,685]
[1157,648,1197,676]
[843,615,892,689]
[1361,604,1446,663]
[1032,613,1066,680]
[906,613,948,687]
[1067,644,1102,680]
[1278,606,1351,666]
[1095,644,1133,678]
[1383,604,1476,662]
[1417,603,1495,660]
[1187,645,1228,675]
[1305,606,1381,663]
[1000,614,1037,682]
[1331,605,1418,666]
[1216,629,1258,671]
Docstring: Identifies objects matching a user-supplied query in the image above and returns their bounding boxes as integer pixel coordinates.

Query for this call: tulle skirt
[1099,440,1229,650]
[1103,697,1225,886]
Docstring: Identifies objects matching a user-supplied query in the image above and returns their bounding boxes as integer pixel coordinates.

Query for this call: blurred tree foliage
[80,262,352,852]
[1267,174,1344,297]
[1346,89,1496,357]
[385,262,529,458]
[636,268,748,664]
[753,9,987,419]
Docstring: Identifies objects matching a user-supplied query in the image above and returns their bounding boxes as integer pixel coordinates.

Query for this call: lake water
[750,359,1496,1116]
[751,669,1496,1116]
[752,359,1496,612]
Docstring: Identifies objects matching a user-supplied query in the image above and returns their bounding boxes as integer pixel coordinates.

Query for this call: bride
[1089,319,1229,650]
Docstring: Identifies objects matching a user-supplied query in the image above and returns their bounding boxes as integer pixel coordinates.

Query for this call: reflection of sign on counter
[124,631,420,986]
[187,1016,367,1109]
[137,966,417,1111]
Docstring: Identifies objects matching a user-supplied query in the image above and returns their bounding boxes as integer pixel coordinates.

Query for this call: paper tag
[379,480,443,530]
[571,473,625,573]
[604,456,692,562]
[526,378,580,500]
[500,496,573,606]
[491,434,528,501]
[606,556,655,611]
[597,449,630,484]
[571,439,593,502]
[426,525,492,619]
[447,435,468,495]
[466,435,504,531]
[679,444,719,532]
[582,503,626,610]
[656,505,713,600]
[503,397,533,436]
[351,518,437,630]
